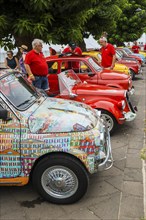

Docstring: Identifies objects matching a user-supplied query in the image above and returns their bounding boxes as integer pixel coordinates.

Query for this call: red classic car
[116,49,143,79]
[47,69,137,134]
[46,54,134,94]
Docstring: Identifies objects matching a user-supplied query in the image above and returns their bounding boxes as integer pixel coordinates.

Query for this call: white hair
[32,39,43,48]
[99,37,107,42]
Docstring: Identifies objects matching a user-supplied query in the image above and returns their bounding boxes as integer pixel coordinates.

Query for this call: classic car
[0,69,113,204]
[117,47,145,65]
[46,54,134,94]
[116,50,142,79]
[82,50,130,75]
[47,69,137,134]
[122,47,146,64]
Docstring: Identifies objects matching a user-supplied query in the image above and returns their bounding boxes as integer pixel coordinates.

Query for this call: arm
[14,57,20,70]
[24,64,35,80]
[110,54,116,69]
[22,53,26,61]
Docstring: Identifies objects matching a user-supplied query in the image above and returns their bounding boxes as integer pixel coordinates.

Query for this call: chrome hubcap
[41,166,78,199]
[101,114,114,132]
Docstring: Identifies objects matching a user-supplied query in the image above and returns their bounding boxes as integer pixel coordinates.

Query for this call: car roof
[46,54,91,61]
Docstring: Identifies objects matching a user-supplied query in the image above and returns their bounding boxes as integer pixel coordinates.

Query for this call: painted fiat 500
[47,69,137,134]
[0,69,113,204]
[46,55,134,94]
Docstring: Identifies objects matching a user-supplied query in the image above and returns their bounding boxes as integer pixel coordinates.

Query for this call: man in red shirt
[99,37,116,69]
[25,39,49,91]
[62,42,82,55]
[62,43,82,70]
[131,41,140,53]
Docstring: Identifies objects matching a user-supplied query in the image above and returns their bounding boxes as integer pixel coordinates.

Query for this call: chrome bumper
[128,87,135,96]
[119,111,137,121]
[138,67,143,74]
[97,130,113,171]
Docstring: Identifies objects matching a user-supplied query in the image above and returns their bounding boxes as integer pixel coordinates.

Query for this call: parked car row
[0,46,142,204]
[83,47,144,80]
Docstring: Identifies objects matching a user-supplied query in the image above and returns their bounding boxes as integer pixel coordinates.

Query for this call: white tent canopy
[0,33,146,63]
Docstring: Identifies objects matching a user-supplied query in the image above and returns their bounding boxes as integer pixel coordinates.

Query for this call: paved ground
[0,67,146,220]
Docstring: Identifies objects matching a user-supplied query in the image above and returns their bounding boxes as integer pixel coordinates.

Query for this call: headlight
[118,100,126,110]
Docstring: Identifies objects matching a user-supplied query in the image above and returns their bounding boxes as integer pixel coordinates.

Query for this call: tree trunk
[13,34,34,58]
[79,40,86,52]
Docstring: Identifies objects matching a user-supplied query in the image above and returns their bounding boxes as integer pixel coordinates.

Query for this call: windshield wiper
[17,96,35,108]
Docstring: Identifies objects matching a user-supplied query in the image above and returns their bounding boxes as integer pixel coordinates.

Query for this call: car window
[48,61,58,74]
[0,74,37,110]
[61,61,81,73]
[88,58,102,72]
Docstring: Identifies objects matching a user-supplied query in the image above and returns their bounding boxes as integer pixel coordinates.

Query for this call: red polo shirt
[25,50,48,76]
[73,47,82,55]
[62,47,72,53]
[131,45,140,53]
[100,43,115,68]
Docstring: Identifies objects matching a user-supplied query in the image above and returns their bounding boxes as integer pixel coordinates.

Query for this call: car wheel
[32,154,89,204]
[129,69,135,80]
[100,110,118,134]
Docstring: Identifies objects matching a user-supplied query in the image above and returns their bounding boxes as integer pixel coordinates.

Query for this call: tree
[0,0,97,50]
[0,0,146,50]
[108,0,146,45]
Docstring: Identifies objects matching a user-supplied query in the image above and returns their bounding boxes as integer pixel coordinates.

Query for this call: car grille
[126,92,136,113]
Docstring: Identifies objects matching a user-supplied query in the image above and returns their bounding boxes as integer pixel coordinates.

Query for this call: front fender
[90,100,124,124]
[106,84,122,89]
[129,67,137,74]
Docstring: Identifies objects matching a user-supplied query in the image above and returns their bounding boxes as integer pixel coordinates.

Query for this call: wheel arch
[92,101,121,123]
[29,151,89,181]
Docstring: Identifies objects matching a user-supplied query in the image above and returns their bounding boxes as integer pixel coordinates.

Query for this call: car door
[47,61,60,95]
[0,99,21,179]
[71,60,98,83]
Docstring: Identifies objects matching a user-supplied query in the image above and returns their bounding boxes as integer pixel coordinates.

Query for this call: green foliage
[0,0,146,49]
[0,15,8,30]
[109,0,146,44]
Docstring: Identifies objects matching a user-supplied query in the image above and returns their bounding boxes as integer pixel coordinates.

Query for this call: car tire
[100,110,118,134]
[32,154,89,204]
[129,69,135,80]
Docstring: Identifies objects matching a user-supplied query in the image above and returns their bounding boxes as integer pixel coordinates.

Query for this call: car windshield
[123,48,133,54]
[116,51,122,60]
[58,70,81,95]
[117,50,124,58]
[0,73,38,110]
[88,57,102,71]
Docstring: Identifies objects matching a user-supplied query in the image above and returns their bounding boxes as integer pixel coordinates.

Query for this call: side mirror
[0,109,12,121]
[88,72,95,77]
[69,93,78,98]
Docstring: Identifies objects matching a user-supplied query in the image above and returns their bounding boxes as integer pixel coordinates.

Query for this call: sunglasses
[7,53,12,55]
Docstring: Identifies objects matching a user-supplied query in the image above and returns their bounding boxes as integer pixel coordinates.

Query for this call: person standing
[99,37,116,70]
[4,51,19,70]
[49,46,56,55]
[19,45,28,76]
[131,41,140,53]
[62,42,82,70]
[25,39,49,92]
[62,42,82,55]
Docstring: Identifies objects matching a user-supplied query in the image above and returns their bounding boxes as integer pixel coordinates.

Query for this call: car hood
[28,97,98,133]
[74,83,125,97]
[100,69,129,80]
